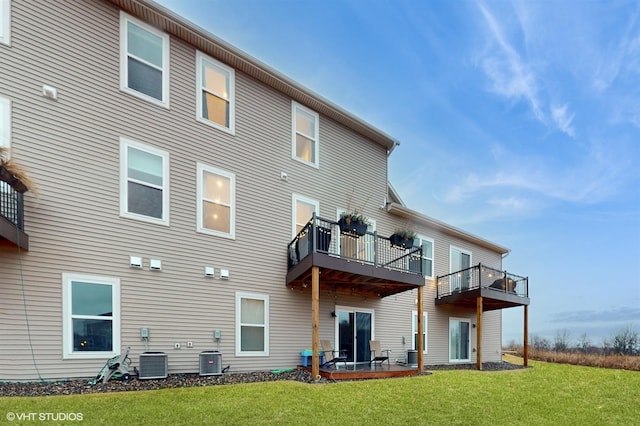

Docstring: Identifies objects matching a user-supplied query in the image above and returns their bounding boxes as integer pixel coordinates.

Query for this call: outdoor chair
[369,340,391,366]
[320,339,347,368]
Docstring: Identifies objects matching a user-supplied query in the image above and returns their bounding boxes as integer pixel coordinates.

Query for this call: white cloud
[476,3,578,136]
[550,104,575,137]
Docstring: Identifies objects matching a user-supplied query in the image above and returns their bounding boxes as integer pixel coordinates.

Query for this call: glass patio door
[450,247,471,291]
[336,308,372,363]
[449,318,470,362]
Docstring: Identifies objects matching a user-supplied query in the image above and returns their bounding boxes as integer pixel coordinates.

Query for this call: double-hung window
[196,51,235,133]
[292,194,319,237]
[197,163,235,239]
[120,138,170,225]
[62,273,120,359]
[0,0,10,46]
[292,101,319,167]
[412,311,428,354]
[414,235,434,279]
[120,12,169,106]
[0,96,9,150]
[236,292,269,356]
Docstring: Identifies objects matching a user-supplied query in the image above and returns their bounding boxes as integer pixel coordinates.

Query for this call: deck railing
[287,214,424,276]
[436,263,528,298]
[0,183,25,230]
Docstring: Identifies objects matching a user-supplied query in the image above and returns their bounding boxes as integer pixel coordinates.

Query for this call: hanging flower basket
[338,211,368,237]
[390,229,417,249]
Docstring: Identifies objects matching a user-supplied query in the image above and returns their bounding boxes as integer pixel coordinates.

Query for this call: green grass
[1,360,638,425]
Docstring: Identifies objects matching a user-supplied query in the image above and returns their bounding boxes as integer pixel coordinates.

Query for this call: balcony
[436,263,529,311]
[286,215,425,298]
[0,167,29,251]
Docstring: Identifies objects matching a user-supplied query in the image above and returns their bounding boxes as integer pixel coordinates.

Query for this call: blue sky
[156,0,640,345]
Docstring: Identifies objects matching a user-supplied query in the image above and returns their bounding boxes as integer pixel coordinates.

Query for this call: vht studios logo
[6,412,84,421]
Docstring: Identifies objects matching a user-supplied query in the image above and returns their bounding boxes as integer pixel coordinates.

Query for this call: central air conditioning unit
[138,352,168,379]
[199,351,222,376]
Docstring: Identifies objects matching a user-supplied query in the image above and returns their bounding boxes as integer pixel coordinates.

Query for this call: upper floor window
[415,235,434,279]
[450,246,472,292]
[0,0,10,46]
[0,96,9,149]
[292,194,319,237]
[292,101,319,167]
[236,292,269,356]
[120,138,170,226]
[197,163,235,239]
[196,52,235,134]
[120,12,169,107]
[62,273,120,359]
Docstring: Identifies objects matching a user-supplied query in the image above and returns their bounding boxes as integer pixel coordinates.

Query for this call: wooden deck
[302,363,420,380]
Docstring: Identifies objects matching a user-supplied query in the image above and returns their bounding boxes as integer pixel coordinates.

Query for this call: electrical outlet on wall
[187,341,193,348]
[174,343,181,349]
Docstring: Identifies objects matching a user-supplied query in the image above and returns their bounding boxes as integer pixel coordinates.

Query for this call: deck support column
[476,296,482,370]
[523,305,529,367]
[417,285,424,372]
[311,266,320,380]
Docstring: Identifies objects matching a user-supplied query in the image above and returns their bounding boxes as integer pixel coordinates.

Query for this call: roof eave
[106,0,399,151]
[386,202,510,255]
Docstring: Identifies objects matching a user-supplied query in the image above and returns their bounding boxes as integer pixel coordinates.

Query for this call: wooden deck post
[417,285,424,372]
[523,304,529,367]
[311,266,320,380]
[476,296,482,370]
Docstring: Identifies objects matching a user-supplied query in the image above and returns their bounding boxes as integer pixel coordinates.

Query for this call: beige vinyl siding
[0,0,505,379]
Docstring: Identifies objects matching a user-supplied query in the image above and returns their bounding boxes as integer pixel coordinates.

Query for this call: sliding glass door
[336,307,373,363]
[449,318,470,362]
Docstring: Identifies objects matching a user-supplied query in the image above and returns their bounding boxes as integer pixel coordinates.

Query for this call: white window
[197,163,235,239]
[236,292,269,356]
[449,317,470,362]
[292,101,319,167]
[415,235,434,279]
[120,138,170,225]
[196,51,235,134]
[0,96,9,149]
[292,194,319,237]
[450,246,472,292]
[120,12,169,106]
[412,311,428,354]
[0,0,10,46]
[62,273,120,359]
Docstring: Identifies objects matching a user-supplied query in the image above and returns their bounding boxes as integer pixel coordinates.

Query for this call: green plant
[393,229,417,240]
[339,210,369,226]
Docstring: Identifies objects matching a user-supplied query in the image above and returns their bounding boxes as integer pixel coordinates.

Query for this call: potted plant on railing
[0,147,34,193]
[337,210,369,237]
[389,229,417,249]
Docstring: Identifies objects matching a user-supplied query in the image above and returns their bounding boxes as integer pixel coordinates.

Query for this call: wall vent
[138,352,168,379]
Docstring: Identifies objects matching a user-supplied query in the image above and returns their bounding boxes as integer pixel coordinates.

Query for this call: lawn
[1,359,638,425]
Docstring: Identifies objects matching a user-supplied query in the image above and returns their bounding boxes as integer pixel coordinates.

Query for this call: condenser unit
[199,351,222,376]
[138,352,168,379]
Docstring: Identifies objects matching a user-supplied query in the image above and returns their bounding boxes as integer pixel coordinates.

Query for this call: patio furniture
[369,340,390,366]
[320,340,347,368]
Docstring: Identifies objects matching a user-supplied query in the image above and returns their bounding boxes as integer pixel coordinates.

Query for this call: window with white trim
[197,163,235,238]
[120,12,169,106]
[292,194,319,237]
[120,138,170,225]
[236,292,269,356]
[62,273,120,359]
[0,0,10,46]
[450,246,472,291]
[0,95,9,150]
[415,235,434,279]
[412,311,428,353]
[196,51,235,133]
[292,101,319,167]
